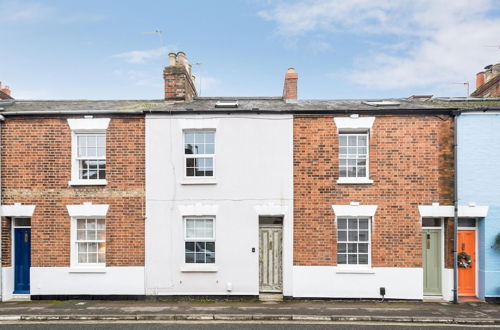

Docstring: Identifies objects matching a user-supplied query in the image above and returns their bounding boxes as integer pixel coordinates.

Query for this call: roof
[1,96,500,115]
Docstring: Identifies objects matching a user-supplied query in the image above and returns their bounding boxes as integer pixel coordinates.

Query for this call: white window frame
[71,217,106,267]
[182,129,216,184]
[338,132,370,183]
[68,118,110,186]
[67,202,109,273]
[334,116,374,184]
[183,217,216,265]
[336,216,372,268]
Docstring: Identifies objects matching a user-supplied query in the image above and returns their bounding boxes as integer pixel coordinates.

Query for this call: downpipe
[452,112,459,304]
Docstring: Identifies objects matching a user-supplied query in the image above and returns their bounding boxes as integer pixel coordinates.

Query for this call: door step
[259,293,283,302]
[9,294,31,302]
[423,296,446,302]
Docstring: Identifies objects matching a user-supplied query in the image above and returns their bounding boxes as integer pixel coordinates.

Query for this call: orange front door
[458,230,476,296]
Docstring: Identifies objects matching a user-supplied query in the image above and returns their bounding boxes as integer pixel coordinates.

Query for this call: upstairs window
[77,134,106,180]
[339,133,368,179]
[184,131,215,178]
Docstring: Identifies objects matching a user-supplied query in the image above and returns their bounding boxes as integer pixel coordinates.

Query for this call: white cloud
[112,47,170,64]
[259,0,500,93]
[0,0,53,22]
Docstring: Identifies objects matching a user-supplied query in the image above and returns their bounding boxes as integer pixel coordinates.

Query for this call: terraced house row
[1,54,500,302]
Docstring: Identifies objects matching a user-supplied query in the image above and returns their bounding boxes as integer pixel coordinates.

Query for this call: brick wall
[293,114,454,268]
[1,116,145,267]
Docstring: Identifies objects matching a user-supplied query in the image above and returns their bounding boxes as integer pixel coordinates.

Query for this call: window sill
[68,267,107,273]
[180,265,219,273]
[180,179,217,185]
[336,178,373,185]
[69,179,108,186]
[336,268,375,274]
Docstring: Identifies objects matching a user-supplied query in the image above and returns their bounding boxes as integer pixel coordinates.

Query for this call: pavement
[0,299,499,325]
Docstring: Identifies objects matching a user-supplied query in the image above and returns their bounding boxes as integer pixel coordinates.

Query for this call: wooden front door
[458,230,476,296]
[259,225,283,292]
[423,229,442,296]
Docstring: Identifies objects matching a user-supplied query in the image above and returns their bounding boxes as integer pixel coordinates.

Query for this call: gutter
[0,110,144,116]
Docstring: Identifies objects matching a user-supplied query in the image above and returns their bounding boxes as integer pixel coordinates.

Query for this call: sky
[1,0,499,100]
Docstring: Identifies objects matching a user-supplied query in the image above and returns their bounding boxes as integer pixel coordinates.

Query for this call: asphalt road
[0,322,498,329]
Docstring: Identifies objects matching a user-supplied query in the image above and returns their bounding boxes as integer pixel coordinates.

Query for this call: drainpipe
[453,111,459,304]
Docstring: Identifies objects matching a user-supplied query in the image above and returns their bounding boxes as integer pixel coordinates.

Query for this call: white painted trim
[336,178,373,184]
[67,118,110,131]
[180,179,217,185]
[68,268,107,273]
[418,204,488,218]
[68,179,108,186]
[178,118,220,130]
[334,117,375,132]
[66,203,109,217]
[178,203,219,216]
[332,204,378,217]
[180,266,219,273]
[336,268,376,274]
[1,204,36,217]
[254,203,288,216]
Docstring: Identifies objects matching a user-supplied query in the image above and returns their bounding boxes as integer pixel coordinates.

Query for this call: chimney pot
[168,53,177,66]
[283,68,298,101]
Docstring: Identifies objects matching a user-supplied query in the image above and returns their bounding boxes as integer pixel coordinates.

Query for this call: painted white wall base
[1,267,14,301]
[30,267,144,295]
[293,266,424,300]
[442,268,453,301]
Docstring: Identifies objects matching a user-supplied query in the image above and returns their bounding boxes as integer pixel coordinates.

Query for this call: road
[0,322,497,329]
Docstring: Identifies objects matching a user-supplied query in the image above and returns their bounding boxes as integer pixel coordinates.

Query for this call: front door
[259,225,283,292]
[423,229,442,296]
[14,228,31,294]
[458,230,476,296]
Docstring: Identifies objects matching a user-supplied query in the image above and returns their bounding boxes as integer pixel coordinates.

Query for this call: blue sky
[1,0,499,100]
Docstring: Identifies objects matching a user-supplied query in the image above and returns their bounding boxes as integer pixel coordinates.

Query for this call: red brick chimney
[0,81,13,100]
[163,52,197,102]
[283,68,298,101]
[471,63,500,97]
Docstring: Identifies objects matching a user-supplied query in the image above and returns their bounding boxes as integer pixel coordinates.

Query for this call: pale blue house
[457,112,500,301]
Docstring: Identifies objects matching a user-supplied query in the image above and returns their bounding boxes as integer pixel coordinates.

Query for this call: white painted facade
[145,114,294,296]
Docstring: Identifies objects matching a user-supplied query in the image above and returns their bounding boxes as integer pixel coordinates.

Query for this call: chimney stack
[471,63,500,97]
[283,68,298,101]
[0,81,13,99]
[163,52,197,102]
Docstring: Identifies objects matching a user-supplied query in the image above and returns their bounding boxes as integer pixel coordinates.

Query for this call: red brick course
[293,114,454,268]
[1,116,145,267]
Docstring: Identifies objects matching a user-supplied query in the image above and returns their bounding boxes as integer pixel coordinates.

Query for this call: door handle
[461,243,465,251]
[24,233,29,243]
[269,241,273,250]
[426,234,430,249]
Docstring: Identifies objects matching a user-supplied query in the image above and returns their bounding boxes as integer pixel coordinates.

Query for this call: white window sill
[68,267,107,273]
[69,179,108,186]
[336,268,375,274]
[180,265,219,273]
[180,179,217,185]
[336,178,373,185]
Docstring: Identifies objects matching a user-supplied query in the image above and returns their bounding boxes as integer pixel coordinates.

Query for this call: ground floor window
[184,217,215,264]
[337,217,371,265]
[75,218,106,265]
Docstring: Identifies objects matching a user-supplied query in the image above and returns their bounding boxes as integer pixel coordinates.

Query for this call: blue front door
[14,228,31,294]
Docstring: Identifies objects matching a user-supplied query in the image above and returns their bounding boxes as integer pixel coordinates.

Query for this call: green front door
[422,229,442,296]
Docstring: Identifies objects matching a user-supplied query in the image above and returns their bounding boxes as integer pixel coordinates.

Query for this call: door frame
[11,217,31,295]
[421,217,445,297]
[258,216,283,293]
[458,218,478,297]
